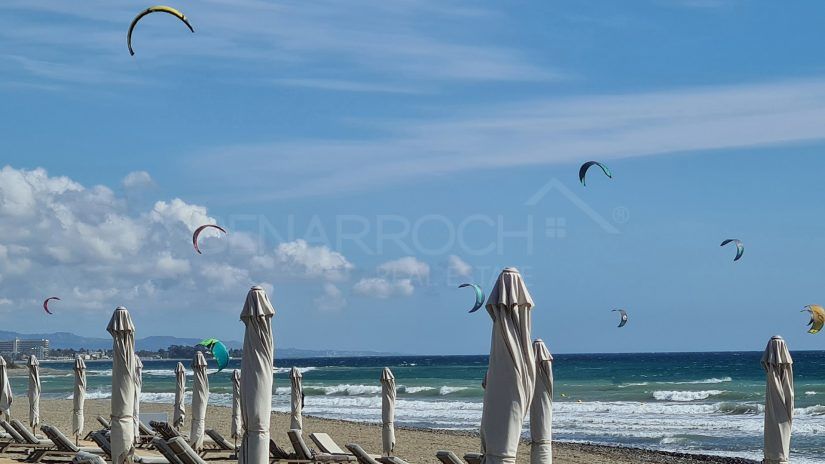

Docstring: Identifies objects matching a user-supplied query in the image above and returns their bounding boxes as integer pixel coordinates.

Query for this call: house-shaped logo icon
[524,178,621,235]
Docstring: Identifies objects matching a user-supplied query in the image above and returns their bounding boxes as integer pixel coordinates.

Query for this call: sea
[10,352,824,463]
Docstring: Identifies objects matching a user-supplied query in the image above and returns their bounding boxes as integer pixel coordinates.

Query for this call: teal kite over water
[720,239,744,262]
[458,283,484,313]
[197,338,229,372]
[579,161,612,186]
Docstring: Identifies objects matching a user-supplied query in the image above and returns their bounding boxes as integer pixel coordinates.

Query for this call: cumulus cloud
[377,256,429,279]
[353,277,414,299]
[0,165,357,324]
[446,255,472,278]
[122,171,153,189]
[353,256,430,298]
[315,283,347,311]
[276,239,353,280]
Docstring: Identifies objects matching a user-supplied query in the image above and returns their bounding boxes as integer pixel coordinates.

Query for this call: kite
[612,309,628,328]
[42,297,60,315]
[192,224,227,254]
[802,305,825,334]
[128,6,194,56]
[197,338,230,371]
[579,161,612,186]
[458,283,484,313]
[720,239,744,262]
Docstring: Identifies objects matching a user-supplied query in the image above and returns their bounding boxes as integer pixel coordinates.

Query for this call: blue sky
[1,0,825,354]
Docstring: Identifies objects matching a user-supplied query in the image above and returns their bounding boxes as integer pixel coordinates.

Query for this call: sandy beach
[0,399,756,464]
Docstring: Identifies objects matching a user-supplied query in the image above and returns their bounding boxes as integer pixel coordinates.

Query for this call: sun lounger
[288,429,355,463]
[89,430,169,464]
[343,444,380,464]
[96,417,111,430]
[151,437,186,464]
[10,419,53,447]
[463,453,482,464]
[151,421,185,441]
[436,451,463,464]
[72,451,107,464]
[204,429,237,455]
[138,421,159,447]
[166,437,209,464]
[28,425,102,463]
[309,433,362,457]
[345,444,410,464]
[0,420,27,452]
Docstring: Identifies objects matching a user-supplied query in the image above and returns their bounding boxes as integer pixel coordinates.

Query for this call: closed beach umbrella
[239,285,275,464]
[0,355,12,421]
[173,362,186,430]
[108,306,136,464]
[480,268,536,464]
[73,356,87,440]
[289,367,303,431]
[530,340,553,464]
[27,355,41,430]
[761,335,794,464]
[190,351,210,451]
[380,367,396,456]
[231,369,242,441]
[133,356,143,443]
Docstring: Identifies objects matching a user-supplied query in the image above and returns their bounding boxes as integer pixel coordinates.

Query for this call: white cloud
[0,1,555,88]
[353,277,414,299]
[155,252,191,278]
[191,78,825,199]
[353,256,429,299]
[122,171,153,189]
[315,283,347,311]
[150,198,215,232]
[276,239,353,281]
[377,256,429,279]
[447,255,472,278]
[0,165,323,321]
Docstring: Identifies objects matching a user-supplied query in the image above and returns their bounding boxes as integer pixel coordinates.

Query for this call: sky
[1,0,825,354]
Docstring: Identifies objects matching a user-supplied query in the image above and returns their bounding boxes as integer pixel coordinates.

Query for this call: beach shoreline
[0,399,758,464]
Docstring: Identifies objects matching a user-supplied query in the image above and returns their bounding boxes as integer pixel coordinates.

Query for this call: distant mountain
[0,331,395,357]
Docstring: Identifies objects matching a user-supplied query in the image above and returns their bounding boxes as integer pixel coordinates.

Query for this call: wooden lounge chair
[345,444,410,464]
[88,430,169,464]
[436,451,463,464]
[96,417,111,430]
[204,429,237,456]
[151,437,186,464]
[151,421,181,441]
[463,453,482,464]
[0,420,29,453]
[10,419,53,447]
[72,451,107,464]
[28,425,102,463]
[166,437,209,464]
[287,429,355,463]
[138,421,158,447]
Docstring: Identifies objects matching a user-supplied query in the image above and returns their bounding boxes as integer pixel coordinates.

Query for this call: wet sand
[0,399,757,464]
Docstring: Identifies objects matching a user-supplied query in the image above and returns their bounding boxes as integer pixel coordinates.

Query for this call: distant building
[0,338,49,360]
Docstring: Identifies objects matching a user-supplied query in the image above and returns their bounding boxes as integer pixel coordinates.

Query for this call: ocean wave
[274,367,318,375]
[670,377,732,385]
[716,402,761,415]
[619,377,732,388]
[652,390,725,402]
[804,391,817,396]
[304,384,382,396]
[398,386,436,394]
[439,386,468,395]
[796,405,825,416]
